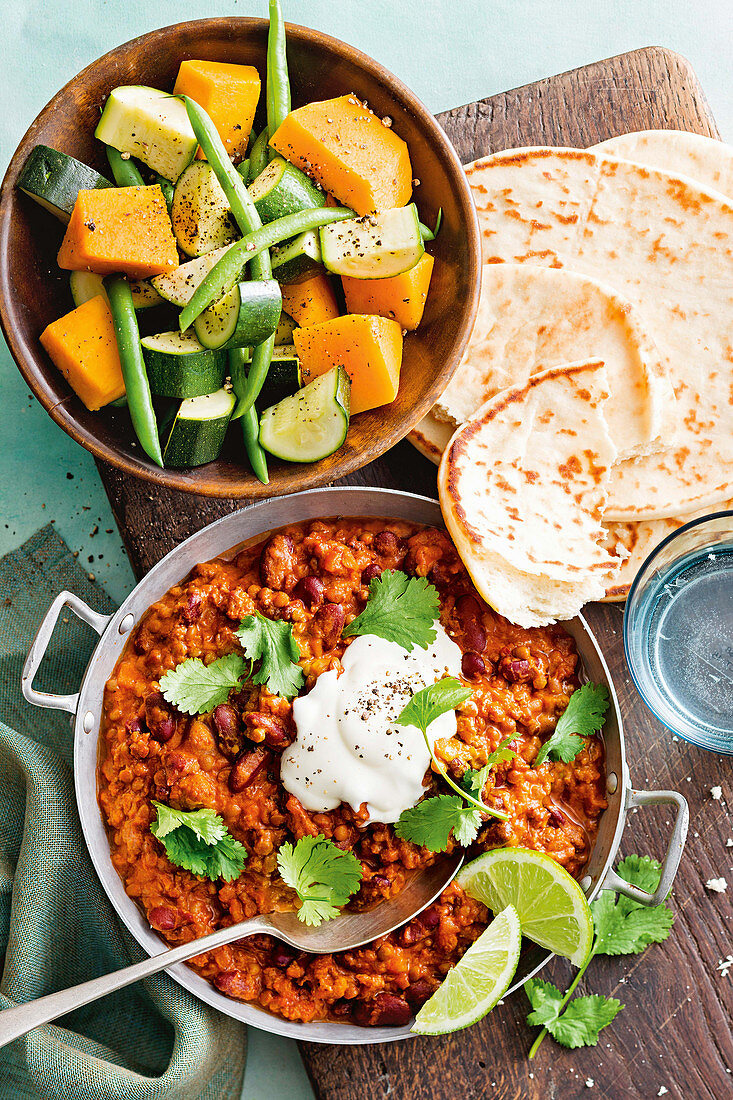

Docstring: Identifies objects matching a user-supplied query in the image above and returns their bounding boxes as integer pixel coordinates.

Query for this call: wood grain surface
[97,46,733,1100]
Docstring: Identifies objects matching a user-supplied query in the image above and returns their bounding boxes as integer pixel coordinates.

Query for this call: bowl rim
[0,16,481,498]
[71,486,628,1044]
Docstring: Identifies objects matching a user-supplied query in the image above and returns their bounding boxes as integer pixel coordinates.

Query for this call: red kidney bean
[361,563,382,585]
[125,718,142,736]
[213,970,246,997]
[270,945,297,969]
[428,563,452,587]
[293,575,324,610]
[213,703,244,759]
[148,906,177,931]
[331,999,354,1019]
[316,603,345,650]
[548,807,566,827]
[456,594,482,621]
[405,979,434,1010]
[228,747,271,793]
[463,621,487,653]
[259,534,295,591]
[419,905,440,930]
[374,530,400,556]
[353,992,412,1028]
[145,691,177,742]
[500,657,533,683]
[462,652,486,678]
[243,712,292,751]
[182,592,202,622]
[369,874,392,890]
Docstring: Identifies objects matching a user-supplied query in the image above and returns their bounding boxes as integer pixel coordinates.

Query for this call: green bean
[419,207,443,242]
[267,0,291,157]
[236,158,251,185]
[229,349,269,483]
[105,146,145,188]
[249,127,270,182]
[104,276,163,467]
[179,206,353,332]
[153,173,175,212]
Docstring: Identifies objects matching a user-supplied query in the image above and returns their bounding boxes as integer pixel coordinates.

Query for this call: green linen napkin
[0,524,246,1100]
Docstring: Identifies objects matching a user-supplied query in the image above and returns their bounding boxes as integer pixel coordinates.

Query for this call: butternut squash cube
[174,60,261,163]
[270,94,412,215]
[342,252,434,330]
[294,314,403,414]
[40,295,125,411]
[57,186,178,279]
[281,272,340,327]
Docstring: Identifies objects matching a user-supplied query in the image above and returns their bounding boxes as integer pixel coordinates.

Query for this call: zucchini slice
[271,230,322,284]
[16,145,112,223]
[172,161,239,257]
[162,388,235,467]
[194,280,282,351]
[248,157,325,223]
[274,312,297,345]
[320,204,424,279]
[259,366,350,463]
[141,331,227,398]
[69,270,163,311]
[255,345,302,409]
[95,86,197,182]
[150,244,237,308]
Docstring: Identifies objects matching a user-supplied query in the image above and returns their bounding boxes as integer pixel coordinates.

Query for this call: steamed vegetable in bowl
[16,0,439,484]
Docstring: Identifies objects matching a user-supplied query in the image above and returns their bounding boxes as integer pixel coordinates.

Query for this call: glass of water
[623,511,733,754]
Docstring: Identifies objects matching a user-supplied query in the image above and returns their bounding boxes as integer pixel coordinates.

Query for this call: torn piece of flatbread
[433,262,668,460]
[438,359,620,628]
[593,130,733,199]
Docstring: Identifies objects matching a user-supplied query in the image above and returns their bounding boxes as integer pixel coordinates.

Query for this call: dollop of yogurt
[279,627,463,823]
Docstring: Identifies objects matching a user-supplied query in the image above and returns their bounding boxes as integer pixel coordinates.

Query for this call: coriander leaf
[236,613,304,700]
[591,855,674,955]
[395,794,480,852]
[546,994,623,1048]
[160,653,247,716]
[151,804,247,882]
[277,835,362,926]
[397,677,472,734]
[534,681,609,767]
[525,978,564,1028]
[151,802,226,844]
[343,569,440,651]
[461,736,517,796]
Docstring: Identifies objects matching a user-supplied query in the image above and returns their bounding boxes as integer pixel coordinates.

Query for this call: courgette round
[17,145,112,223]
[271,230,322,284]
[172,161,239,257]
[162,388,236,467]
[320,204,424,279]
[193,279,282,351]
[150,244,236,308]
[274,312,297,345]
[70,270,163,311]
[248,157,325,224]
[259,366,350,463]
[141,331,227,398]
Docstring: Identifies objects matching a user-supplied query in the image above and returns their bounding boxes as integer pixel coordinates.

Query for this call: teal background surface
[1,1,730,1095]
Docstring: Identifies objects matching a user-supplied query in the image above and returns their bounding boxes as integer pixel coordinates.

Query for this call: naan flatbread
[466,147,733,521]
[593,130,733,199]
[438,360,620,628]
[433,262,668,460]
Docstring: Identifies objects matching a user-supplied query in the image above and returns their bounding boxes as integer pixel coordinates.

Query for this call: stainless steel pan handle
[603,788,689,907]
[21,591,111,714]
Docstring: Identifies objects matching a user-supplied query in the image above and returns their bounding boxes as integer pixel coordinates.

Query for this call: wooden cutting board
[96,47,733,1100]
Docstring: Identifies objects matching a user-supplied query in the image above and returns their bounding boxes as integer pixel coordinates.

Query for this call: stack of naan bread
[421,130,733,628]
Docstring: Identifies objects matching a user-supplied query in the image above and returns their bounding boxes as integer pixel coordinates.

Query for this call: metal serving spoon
[0,853,462,1046]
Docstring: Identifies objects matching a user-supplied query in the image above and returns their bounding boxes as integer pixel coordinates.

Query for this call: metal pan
[21,488,688,1045]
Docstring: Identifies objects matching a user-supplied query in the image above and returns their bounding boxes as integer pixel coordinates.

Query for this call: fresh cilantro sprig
[343,569,440,651]
[534,682,609,767]
[150,802,247,882]
[395,679,509,851]
[526,854,674,1057]
[159,653,247,716]
[461,736,517,798]
[277,835,362,926]
[235,613,304,700]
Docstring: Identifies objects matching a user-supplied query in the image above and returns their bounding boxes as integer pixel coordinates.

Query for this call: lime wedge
[456,847,593,967]
[412,906,521,1035]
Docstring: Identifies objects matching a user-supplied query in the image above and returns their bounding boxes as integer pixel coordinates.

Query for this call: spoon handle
[0,915,274,1047]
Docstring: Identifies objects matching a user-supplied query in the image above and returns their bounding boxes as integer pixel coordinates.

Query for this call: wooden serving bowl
[0,17,480,499]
